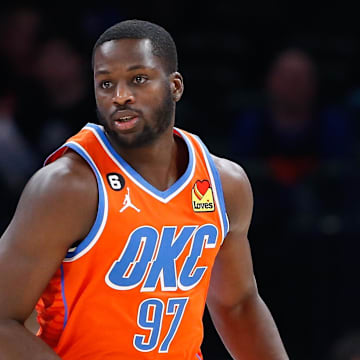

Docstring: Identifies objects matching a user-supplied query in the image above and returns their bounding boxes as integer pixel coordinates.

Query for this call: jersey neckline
[84,123,196,203]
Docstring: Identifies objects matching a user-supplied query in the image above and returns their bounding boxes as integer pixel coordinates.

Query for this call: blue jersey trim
[193,135,229,237]
[85,123,194,200]
[195,354,202,360]
[60,264,68,328]
[62,142,106,259]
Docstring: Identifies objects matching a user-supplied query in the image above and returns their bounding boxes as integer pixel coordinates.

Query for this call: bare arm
[0,151,97,359]
[207,157,289,359]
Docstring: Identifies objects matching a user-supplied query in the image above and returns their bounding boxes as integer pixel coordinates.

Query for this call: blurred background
[1,2,359,359]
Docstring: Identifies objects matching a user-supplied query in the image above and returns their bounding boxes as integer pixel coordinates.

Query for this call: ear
[169,72,184,102]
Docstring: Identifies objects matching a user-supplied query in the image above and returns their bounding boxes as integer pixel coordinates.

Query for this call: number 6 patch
[106,172,125,191]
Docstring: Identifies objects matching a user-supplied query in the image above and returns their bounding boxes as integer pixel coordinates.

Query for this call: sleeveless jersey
[36,123,229,359]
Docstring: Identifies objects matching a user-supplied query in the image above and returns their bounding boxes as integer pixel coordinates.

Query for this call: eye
[100,80,112,89]
[133,75,148,84]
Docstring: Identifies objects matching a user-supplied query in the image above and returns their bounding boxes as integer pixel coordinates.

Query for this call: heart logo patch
[195,180,210,198]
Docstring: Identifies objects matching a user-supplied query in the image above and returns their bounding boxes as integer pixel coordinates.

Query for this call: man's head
[92,19,183,149]
[266,48,317,111]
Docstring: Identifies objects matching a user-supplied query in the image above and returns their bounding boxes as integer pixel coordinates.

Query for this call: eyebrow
[94,69,110,76]
[95,65,156,76]
[127,64,156,71]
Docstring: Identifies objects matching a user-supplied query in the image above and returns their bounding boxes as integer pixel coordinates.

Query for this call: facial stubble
[97,87,174,149]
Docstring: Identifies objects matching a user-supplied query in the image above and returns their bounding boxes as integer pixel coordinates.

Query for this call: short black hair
[92,19,178,74]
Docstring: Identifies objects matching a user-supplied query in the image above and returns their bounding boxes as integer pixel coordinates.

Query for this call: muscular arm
[0,151,97,359]
[206,157,288,359]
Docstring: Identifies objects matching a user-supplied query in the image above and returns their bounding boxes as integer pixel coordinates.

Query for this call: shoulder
[24,150,96,203]
[212,155,250,187]
[212,155,253,234]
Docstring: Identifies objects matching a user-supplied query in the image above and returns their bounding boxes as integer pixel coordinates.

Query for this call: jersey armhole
[45,142,108,261]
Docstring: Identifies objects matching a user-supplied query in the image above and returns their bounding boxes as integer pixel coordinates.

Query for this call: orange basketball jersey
[36,123,229,359]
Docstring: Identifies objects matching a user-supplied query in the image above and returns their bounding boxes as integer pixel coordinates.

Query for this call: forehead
[94,38,162,72]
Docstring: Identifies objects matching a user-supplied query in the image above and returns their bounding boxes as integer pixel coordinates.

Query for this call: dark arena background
[1,2,360,359]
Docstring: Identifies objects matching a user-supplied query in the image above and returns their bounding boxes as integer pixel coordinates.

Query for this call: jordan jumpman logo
[120,187,140,213]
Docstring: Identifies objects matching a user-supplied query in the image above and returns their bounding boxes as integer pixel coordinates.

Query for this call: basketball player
[0,20,289,359]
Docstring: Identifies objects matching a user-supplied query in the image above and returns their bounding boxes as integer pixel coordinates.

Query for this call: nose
[112,84,135,105]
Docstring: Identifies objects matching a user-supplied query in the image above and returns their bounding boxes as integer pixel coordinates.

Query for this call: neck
[107,126,188,191]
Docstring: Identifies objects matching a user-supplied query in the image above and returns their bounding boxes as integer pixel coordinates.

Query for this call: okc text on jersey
[105,224,219,292]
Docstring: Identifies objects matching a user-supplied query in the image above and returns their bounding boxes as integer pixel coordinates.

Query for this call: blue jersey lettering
[106,224,218,291]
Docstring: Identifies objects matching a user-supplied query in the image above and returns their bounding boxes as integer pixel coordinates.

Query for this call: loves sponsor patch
[192,180,215,212]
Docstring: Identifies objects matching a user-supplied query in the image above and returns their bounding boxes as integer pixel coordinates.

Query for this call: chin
[109,126,158,149]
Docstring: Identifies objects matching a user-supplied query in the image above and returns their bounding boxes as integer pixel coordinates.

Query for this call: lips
[111,109,140,131]
[112,109,139,122]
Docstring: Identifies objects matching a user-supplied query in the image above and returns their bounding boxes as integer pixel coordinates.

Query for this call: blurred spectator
[227,46,358,250]
[15,35,96,159]
[0,84,39,232]
[230,48,355,185]
[228,48,357,240]
[0,6,44,168]
[0,6,43,231]
[0,6,43,82]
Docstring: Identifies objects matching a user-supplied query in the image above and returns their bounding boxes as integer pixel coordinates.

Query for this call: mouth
[116,115,136,122]
[112,110,140,131]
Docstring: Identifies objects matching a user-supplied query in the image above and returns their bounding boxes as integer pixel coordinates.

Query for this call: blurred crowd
[1,4,360,360]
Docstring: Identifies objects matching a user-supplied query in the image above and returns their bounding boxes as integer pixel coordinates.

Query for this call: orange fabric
[36,268,65,348]
[37,124,226,359]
